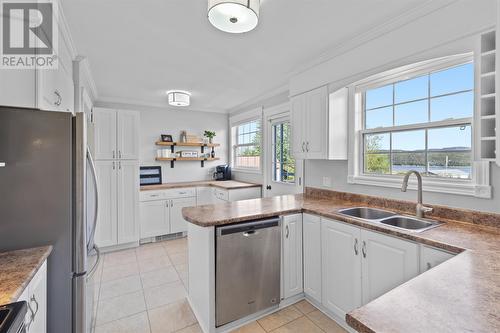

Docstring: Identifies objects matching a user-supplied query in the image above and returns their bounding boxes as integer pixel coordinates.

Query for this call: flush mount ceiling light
[208,0,260,34]
[167,90,191,107]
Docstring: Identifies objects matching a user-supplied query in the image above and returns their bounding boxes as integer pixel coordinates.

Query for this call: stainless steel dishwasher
[215,217,281,327]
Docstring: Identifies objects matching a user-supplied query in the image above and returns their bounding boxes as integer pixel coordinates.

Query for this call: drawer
[215,188,229,201]
[140,190,167,202]
[165,188,196,199]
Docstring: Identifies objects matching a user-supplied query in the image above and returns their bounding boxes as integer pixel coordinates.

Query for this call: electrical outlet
[322,176,332,187]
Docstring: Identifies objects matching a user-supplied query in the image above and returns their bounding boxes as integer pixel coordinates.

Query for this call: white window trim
[347,54,492,198]
[229,107,263,174]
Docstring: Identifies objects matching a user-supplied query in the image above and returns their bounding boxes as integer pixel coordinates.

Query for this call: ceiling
[62,0,425,112]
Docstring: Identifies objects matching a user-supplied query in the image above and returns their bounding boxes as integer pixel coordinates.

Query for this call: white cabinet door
[196,187,213,205]
[117,160,139,244]
[94,161,118,247]
[420,245,454,273]
[117,110,140,160]
[361,229,419,304]
[0,69,37,109]
[305,86,328,159]
[321,218,362,319]
[27,261,47,333]
[227,187,261,201]
[93,108,117,160]
[303,214,322,303]
[140,200,169,238]
[282,214,303,299]
[170,197,197,234]
[290,94,307,159]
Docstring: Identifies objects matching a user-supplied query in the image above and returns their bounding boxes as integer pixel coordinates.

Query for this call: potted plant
[204,130,216,144]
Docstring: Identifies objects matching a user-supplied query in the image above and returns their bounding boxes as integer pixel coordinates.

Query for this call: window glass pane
[430,63,474,96]
[365,106,392,129]
[364,154,390,174]
[272,122,295,183]
[430,91,473,122]
[394,100,428,126]
[427,125,471,179]
[391,153,426,175]
[235,145,260,168]
[395,75,428,103]
[365,85,393,110]
[392,130,425,152]
[364,133,390,153]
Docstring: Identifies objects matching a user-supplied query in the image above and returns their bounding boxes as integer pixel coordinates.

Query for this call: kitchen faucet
[401,170,433,218]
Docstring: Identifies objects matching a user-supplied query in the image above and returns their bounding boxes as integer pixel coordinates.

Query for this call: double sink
[338,207,442,232]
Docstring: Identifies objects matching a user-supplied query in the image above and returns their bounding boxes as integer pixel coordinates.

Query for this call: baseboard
[97,241,139,253]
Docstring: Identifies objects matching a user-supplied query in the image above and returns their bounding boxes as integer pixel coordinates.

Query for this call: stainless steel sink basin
[338,207,396,220]
[379,216,442,232]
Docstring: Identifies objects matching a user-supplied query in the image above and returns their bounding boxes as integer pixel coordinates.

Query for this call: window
[272,121,295,183]
[362,62,474,179]
[232,119,261,170]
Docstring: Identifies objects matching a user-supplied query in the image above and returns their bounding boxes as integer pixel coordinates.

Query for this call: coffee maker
[214,165,231,181]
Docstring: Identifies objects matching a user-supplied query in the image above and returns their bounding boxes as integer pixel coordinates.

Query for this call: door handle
[362,241,367,258]
[354,238,359,255]
[426,262,432,270]
[243,230,256,237]
[87,150,99,250]
[87,244,101,277]
[266,185,272,190]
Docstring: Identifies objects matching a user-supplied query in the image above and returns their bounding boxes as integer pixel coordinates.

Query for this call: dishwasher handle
[217,217,280,236]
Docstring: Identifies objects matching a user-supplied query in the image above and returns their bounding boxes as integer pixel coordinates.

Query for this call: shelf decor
[155,141,220,168]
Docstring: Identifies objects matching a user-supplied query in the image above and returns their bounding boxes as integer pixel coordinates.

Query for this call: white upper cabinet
[321,218,362,319]
[117,110,140,160]
[282,214,303,299]
[303,213,322,303]
[93,108,140,160]
[290,86,348,160]
[360,229,419,304]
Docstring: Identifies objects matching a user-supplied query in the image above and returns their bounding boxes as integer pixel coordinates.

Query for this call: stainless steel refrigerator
[0,107,100,333]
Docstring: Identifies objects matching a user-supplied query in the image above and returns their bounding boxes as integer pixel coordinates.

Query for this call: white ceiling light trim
[208,0,260,34]
[167,90,191,107]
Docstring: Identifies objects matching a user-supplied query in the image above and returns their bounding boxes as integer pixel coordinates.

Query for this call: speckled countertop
[182,190,500,333]
[0,246,52,305]
[141,180,261,191]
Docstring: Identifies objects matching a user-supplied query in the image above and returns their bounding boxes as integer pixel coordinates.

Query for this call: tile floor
[92,237,347,333]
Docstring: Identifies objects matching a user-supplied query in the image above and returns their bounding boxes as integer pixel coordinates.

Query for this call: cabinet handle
[171,200,173,207]
[362,241,367,258]
[306,142,310,152]
[112,161,115,170]
[30,294,39,320]
[118,161,121,170]
[354,238,359,255]
[25,300,35,330]
[113,150,116,159]
[119,150,122,159]
[285,225,289,238]
[150,194,160,197]
[54,90,62,106]
[302,142,305,152]
[426,262,432,270]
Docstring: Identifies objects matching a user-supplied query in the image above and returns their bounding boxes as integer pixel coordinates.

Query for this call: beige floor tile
[104,249,137,267]
[101,261,139,282]
[169,252,188,265]
[94,311,150,333]
[175,323,202,333]
[231,321,266,333]
[140,266,180,289]
[136,245,167,260]
[143,280,187,309]
[271,317,323,333]
[96,290,146,326]
[257,306,303,332]
[99,275,142,300]
[148,299,197,333]
[294,300,316,315]
[138,256,172,273]
[306,310,348,333]
[163,238,188,255]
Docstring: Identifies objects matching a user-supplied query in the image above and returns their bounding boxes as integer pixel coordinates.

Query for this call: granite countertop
[140,180,262,191]
[0,246,52,305]
[182,191,500,333]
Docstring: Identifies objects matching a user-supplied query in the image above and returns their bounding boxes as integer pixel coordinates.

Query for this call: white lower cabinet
[282,214,303,299]
[18,260,47,333]
[420,245,455,273]
[321,218,362,319]
[360,229,419,304]
[170,197,197,233]
[95,160,139,248]
[140,200,169,238]
[303,213,322,303]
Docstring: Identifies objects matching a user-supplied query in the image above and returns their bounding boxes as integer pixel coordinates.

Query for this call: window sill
[347,174,492,199]
[231,168,262,175]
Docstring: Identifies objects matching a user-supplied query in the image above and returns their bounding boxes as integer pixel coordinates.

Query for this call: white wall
[294,0,500,213]
[96,102,229,182]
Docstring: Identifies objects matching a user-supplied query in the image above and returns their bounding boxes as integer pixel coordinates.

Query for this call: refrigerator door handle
[87,244,101,278]
[87,149,99,250]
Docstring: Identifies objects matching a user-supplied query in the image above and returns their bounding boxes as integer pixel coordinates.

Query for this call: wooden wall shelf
[155,156,220,168]
[156,141,220,147]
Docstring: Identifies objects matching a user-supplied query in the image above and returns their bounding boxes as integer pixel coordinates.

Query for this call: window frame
[230,117,263,173]
[347,53,492,198]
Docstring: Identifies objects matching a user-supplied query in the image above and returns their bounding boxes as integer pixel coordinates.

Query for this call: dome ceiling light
[208,0,260,34]
[167,90,191,107]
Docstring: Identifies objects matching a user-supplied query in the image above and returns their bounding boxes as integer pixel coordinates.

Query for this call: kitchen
[1,1,500,333]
